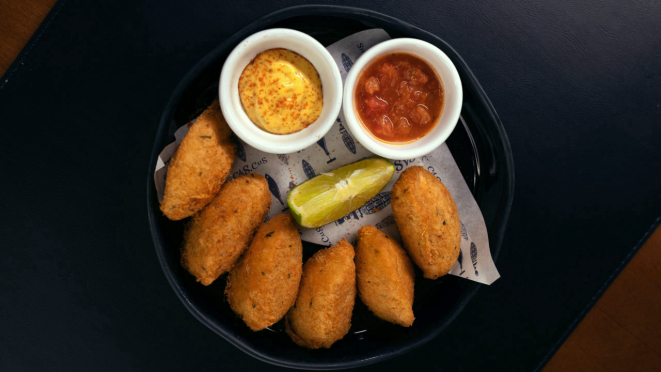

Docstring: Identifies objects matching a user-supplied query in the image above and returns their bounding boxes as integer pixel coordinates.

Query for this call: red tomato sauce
[354,53,444,143]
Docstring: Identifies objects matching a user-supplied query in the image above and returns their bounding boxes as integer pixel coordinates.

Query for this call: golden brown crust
[225,214,303,331]
[285,239,356,349]
[391,166,461,279]
[355,226,415,327]
[181,174,271,286]
[160,100,236,220]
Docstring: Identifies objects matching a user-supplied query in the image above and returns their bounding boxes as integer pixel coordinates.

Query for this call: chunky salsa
[354,53,444,143]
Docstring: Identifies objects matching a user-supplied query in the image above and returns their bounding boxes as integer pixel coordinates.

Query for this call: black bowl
[147,5,514,370]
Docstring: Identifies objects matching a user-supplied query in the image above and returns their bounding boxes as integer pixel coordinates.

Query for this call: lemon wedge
[288,158,395,228]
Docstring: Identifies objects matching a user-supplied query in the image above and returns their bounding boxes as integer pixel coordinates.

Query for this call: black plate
[147,5,514,370]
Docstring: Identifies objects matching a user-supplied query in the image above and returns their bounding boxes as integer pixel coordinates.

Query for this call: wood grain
[0,0,58,76]
[1,1,659,371]
[544,226,661,372]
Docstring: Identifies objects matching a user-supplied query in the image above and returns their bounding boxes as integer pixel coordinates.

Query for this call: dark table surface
[1,0,660,371]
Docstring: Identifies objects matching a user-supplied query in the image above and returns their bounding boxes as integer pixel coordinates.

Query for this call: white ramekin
[342,38,463,159]
[219,29,343,154]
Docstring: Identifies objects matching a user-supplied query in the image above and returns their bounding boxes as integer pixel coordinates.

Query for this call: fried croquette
[160,99,235,220]
[356,226,415,327]
[391,166,461,279]
[285,239,356,349]
[225,214,303,331]
[181,174,270,285]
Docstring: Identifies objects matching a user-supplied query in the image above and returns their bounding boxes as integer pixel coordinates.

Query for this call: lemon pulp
[287,158,395,228]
